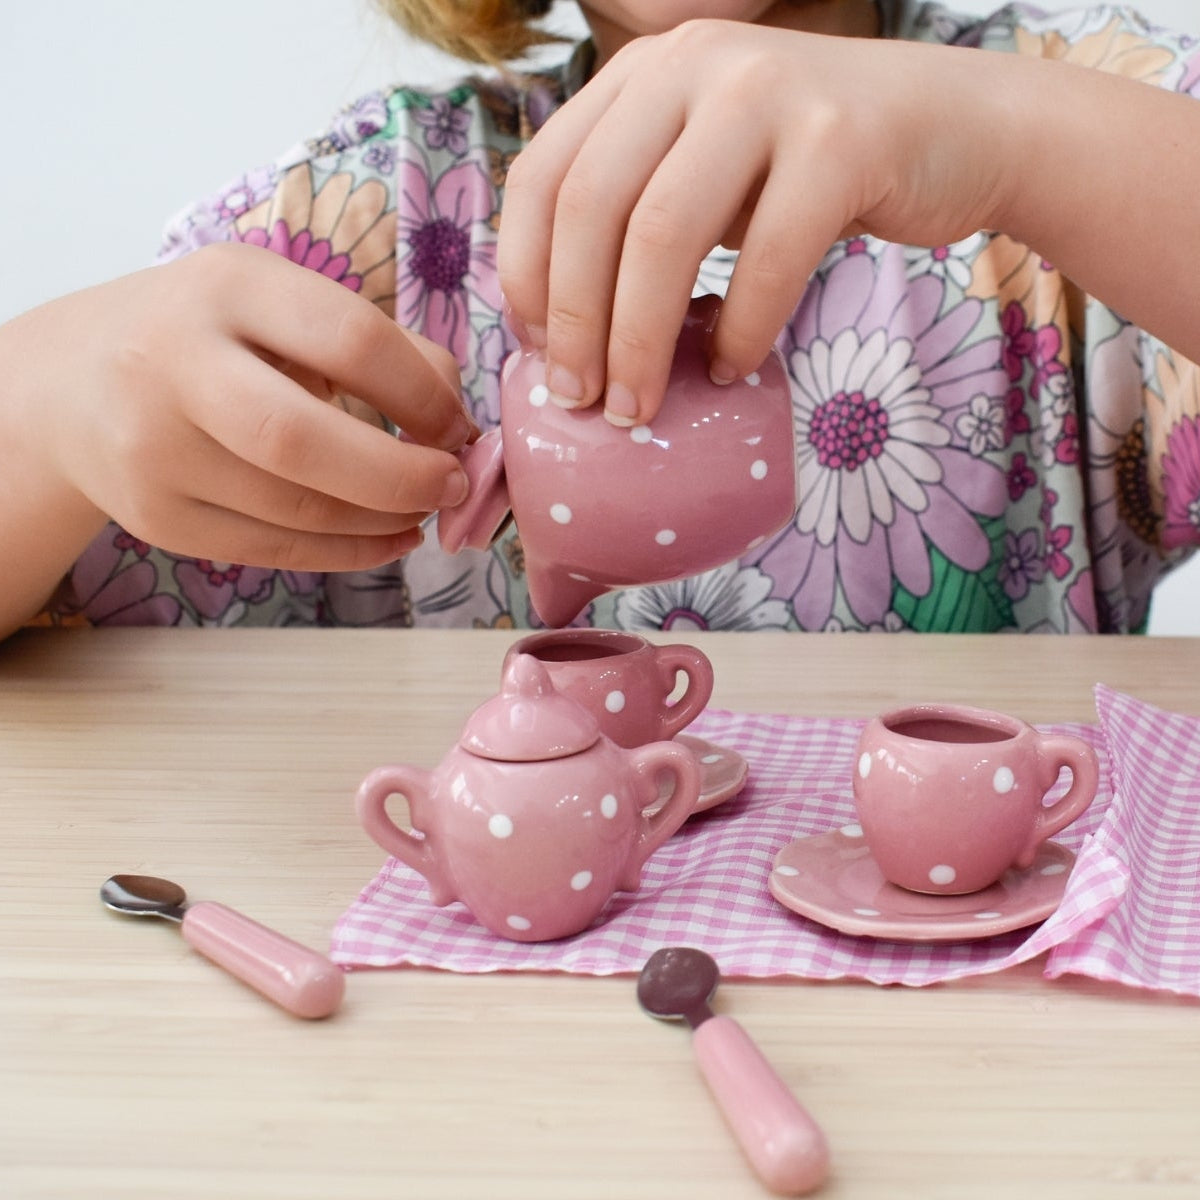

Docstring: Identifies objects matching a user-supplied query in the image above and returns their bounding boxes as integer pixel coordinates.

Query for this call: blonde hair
[376,0,560,66]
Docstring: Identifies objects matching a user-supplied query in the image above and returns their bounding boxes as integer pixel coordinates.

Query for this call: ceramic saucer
[650,733,750,816]
[768,826,1076,942]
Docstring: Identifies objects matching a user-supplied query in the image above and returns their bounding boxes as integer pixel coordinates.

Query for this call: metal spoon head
[637,946,720,1029]
[101,874,188,923]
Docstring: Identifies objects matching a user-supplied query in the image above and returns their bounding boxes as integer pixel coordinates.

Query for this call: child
[2,0,1198,637]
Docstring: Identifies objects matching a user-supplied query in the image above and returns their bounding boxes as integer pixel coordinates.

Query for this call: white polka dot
[604,690,626,714]
[506,915,532,931]
[655,529,677,546]
[857,752,872,779]
[928,864,957,886]
[750,459,768,481]
[974,911,1003,919]
[600,794,619,819]
[745,372,761,386]
[993,766,1016,794]
[853,907,881,917]
[700,753,722,764]
[774,865,800,877]
[488,813,514,839]
[629,425,652,443]
[840,823,864,839]
[570,870,593,891]
[528,384,549,407]
[550,503,572,525]
[1040,862,1067,876]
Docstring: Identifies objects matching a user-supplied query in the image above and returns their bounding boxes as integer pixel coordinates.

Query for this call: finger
[538,71,689,410]
[711,152,851,383]
[497,46,640,356]
[600,110,771,424]
[197,242,473,451]
[187,347,470,516]
[184,434,429,538]
[152,499,425,574]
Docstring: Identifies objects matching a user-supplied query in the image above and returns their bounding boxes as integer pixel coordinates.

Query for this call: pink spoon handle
[692,1015,830,1196]
[180,901,345,1019]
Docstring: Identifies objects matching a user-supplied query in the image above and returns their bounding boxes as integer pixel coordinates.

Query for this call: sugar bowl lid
[460,653,600,761]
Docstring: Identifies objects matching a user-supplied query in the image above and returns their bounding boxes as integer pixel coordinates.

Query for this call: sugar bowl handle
[355,765,458,906]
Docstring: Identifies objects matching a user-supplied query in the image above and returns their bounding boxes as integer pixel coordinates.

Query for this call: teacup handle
[1021,734,1100,867]
[354,765,458,906]
[655,644,715,740]
[618,741,702,893]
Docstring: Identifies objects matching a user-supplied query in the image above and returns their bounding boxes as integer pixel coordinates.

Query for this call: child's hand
[5,242,475,578]
[499,21,1009,425]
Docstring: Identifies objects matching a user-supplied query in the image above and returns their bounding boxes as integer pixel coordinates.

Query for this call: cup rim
[511,629,648,660]
[877,702,1025,745]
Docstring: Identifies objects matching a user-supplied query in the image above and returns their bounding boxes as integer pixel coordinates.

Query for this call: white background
[4,0,1196,631]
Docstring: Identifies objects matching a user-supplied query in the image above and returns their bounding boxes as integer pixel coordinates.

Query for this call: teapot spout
[527,557,608,628]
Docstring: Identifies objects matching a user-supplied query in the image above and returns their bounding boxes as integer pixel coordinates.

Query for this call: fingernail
[709,360,738,386]
[442,412,474,450]
[546,362,584,408]
[440,467,470,509]
[604,381,639,426]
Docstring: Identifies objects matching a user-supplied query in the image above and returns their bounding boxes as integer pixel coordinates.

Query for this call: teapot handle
[354,765,458,906]
[619,741,702,893]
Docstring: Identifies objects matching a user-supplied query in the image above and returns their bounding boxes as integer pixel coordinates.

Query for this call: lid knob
[460,653,600,761]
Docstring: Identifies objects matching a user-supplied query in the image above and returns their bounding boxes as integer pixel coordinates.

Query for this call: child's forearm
[988,49,1200,360]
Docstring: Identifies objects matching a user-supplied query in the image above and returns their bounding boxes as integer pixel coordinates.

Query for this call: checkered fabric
[330,686,1200,992]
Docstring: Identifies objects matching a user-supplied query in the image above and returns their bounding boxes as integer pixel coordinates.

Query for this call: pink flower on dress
[395,142,502,365]
[58,527,182,626]
[173,560,278,622]
[237,221,363,291]
[1007,452,1036,501]
[1161,415,1200,549]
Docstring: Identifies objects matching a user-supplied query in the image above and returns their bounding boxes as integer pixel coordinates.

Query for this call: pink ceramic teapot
[438,296,796,627]
[355,654,701,942]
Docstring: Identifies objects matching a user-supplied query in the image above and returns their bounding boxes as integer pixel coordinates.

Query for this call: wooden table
[3,629,1199,1199]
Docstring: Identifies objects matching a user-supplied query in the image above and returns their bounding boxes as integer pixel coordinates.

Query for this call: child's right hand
[0,242,475,632]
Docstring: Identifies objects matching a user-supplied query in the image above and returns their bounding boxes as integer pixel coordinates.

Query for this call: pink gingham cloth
[331,686,1199,993]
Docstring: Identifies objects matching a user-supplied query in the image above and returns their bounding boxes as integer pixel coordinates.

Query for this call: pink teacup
[852,703,1099,895]
[502,629,713,749]
[438,295,796,627]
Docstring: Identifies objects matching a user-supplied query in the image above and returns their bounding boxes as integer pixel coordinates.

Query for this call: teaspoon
[101,874,345,1019]
[637,946,830,1195]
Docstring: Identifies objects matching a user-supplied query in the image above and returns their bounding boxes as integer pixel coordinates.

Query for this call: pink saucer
[649,734,749,817]
[769,827,1076,942]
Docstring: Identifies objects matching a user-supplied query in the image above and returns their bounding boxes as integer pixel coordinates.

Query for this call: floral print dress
[41,2,1200,633]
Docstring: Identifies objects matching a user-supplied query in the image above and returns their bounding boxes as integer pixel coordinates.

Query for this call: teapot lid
[460,653,600,761]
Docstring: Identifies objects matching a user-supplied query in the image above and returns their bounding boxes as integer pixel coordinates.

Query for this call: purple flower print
[414,96,472,156]
[1161,415,1200,549]
[765,250,1007,628]
[215,167,277,223]
[999,529,1046,601]
[58,528,181,626]
[395,143,502,365]
[329,93,390,149]
[363,142,397,174]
